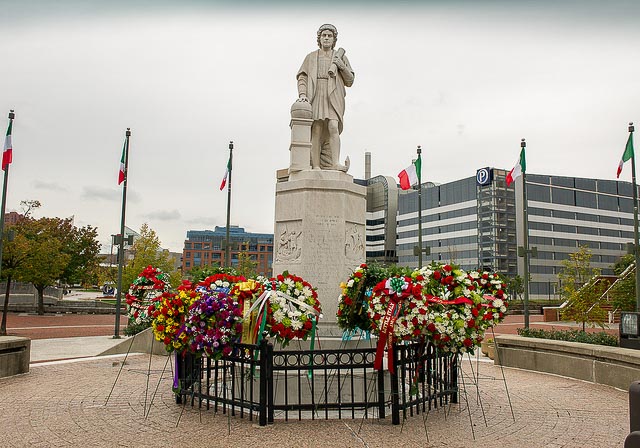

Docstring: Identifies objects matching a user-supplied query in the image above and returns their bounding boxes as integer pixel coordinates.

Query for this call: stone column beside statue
[275,24,365,335]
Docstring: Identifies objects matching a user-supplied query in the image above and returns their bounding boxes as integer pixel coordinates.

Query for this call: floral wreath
[336,263,374,333]
[467,270,509,331]
[368,276,428,372]
[183,287,243,359]
[254,272,322,347]
[368,276,428,341]
[125,265,171,326]
[149,282,199,353]
[416,263,485,354]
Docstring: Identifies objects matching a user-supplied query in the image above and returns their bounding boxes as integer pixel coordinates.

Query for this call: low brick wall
[495,334,640,391]
[0,336,30,378]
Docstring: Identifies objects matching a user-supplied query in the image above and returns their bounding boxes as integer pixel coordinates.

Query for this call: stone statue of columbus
[296,24,354,172]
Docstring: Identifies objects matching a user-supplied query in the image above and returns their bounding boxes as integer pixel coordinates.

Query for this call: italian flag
[2,119,12,171]
[506,147,526,187]
[118,141,126,185]
[220,156,231,190]
[398,157,421,190]
[617,133,634,178]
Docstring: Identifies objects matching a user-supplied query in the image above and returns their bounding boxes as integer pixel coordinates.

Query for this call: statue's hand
[332,56,347,71]
[298,94,309,102]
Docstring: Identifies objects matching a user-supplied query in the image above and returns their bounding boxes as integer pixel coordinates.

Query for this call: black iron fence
[175,339,458,426]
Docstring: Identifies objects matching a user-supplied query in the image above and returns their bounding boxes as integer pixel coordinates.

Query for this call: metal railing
[175,339,458,426]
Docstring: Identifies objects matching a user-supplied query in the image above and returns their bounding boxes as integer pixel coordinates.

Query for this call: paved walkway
[0,312,630,447]
[0,354,627,447]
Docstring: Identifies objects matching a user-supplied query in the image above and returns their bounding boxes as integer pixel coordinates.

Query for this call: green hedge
[516,328,618,347]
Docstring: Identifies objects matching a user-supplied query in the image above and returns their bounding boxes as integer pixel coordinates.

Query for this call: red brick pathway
[4,312,128,339]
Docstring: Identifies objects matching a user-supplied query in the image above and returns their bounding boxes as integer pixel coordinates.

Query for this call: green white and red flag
[220,155,231,190]
[506,147,526,187]
[2,119,12,171]
[398,157,421,190]
[118,141,126,185]
[617,133,634,178]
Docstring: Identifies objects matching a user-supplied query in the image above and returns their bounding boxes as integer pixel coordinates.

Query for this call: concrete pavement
[0,353,628,447]
[0,312,632,447]
[30,336,127,363]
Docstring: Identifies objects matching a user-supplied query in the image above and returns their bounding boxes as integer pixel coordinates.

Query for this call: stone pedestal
[273,170,366,336]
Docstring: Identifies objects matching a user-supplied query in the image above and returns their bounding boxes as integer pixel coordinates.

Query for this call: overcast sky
[1,0,639,252]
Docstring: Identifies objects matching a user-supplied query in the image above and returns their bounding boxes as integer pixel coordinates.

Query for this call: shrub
[516,327,618,347]
[123,321,149,336]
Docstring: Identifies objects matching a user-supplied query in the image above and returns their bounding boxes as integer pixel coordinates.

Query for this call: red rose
[277,274,284,282]
[482,273,489,280]
[467,319,475,328]
[354,271,363,278]
[419,307,427,315]
[471,308,479,317]
[344,297,353,306]
[427,323,436,333]
[444,275,454,284]
[360,263,367,269]
[443,265,452,272]
[463,338,473,347]
[433,271,441,280]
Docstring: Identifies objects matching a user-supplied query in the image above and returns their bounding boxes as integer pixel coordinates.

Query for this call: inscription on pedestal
[345,223,365,260]
[275,221,302,263]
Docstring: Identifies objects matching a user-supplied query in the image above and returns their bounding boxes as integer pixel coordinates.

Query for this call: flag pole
[520,138,531,329]
[224,141,233,268]
[114,128,131,339]
[628,122,640,312]
[0,109,16,335]
[416,145,423,268]
[0,110,15,313]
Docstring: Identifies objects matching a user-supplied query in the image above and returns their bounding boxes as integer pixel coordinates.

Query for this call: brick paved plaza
[0,354,628,447]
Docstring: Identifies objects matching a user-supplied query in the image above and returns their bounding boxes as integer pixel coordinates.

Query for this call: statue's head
[317,24,338,49]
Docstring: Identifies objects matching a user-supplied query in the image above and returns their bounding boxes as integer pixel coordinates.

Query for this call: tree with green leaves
[236,252,258,279]
[1,200,40,331]
[122,223,180,290]
[0,233,30,334]
[1,205,101,316]
[23,217,101,287]
[609,254,636,312]
[506,274,525,303]
[558,245,608,331]
[17,221,71,315]
[186,264,232,283]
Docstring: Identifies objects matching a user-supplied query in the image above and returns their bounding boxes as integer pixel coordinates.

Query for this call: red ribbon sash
[374,300,400,373]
